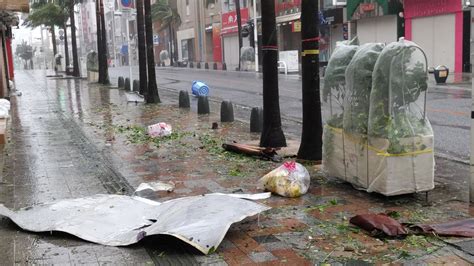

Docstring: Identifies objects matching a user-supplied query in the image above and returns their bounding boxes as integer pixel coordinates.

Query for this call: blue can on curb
[192,81,209,96]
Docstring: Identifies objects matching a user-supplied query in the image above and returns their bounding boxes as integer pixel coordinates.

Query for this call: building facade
[404,0,468,73]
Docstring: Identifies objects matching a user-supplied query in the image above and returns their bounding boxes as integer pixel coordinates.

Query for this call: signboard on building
[276,0,301,16]
[404,0,461,19]
[221,8,249,35]
[153,35,159,45]
[292,20,301,32]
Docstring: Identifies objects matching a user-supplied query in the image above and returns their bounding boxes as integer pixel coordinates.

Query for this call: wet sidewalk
[0,70,474,265]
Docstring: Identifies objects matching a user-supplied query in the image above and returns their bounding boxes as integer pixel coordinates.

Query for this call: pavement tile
[270,249,311,265]
[248,251,278,263]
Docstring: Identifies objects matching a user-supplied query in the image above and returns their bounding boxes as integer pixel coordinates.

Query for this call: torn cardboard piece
[0,194,270,254]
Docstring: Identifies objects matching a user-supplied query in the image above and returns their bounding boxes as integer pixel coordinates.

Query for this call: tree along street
[108,66,471,162]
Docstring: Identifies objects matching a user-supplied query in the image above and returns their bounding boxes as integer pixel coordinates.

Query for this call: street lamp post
[253,0,259,72]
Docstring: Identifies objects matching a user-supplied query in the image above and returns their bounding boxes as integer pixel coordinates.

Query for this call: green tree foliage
[152,0,181,64]
[25,2,67,28]
[15,41,35,68]
[151,0,181,30]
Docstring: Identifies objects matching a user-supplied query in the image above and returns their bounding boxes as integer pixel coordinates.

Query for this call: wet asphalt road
[109,66,472,162]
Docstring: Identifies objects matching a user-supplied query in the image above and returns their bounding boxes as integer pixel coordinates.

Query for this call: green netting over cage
[322,38,359,128]
[344,43,385,135]
[366,38,434,196]
[342,43,384,188]
[322,38,359,179]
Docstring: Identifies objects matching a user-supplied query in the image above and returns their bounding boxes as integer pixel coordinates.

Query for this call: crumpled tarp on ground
[0,194,270,254]
[351,213,474,238]
[350,213,408,236]
[411,219,474,237]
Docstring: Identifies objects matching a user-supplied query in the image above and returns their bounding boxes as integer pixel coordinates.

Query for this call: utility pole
[136,0,147,95]
[253,0,258,72]
[297,0,322,160]
[259,0,286,148]
[235,0,242,71]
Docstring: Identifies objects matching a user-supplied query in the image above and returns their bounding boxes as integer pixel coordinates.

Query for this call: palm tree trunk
[70,3,80,77]
[144,0,160,103]
[63,24,70,74]
[235,0,242,71]
[136,0,147,95]
[99,0,109,84]
[96,0,104,81]
[168,23,174,65]
[51,26,57,71]
[297,0,322,160]
[259,0,286,148]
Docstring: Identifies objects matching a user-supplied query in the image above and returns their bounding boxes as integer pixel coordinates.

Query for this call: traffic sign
[121,0,132,8]
[153,35,159,45]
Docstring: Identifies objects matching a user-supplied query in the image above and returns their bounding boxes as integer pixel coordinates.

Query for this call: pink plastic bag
[147,123,172,138]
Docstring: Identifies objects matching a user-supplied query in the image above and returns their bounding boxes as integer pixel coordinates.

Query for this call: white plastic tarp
[0,194,270,254]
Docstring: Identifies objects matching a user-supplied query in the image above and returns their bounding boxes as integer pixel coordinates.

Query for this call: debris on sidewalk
[222,142,281,162]
[259,161,310,198]
[350,213,408,237]
[411,218,474,237]
[147,122,172,138]
[192,81,209,96]
[209,192,271,200]
[351,213,474,239]
[0,194,270,255]
[125,92,145,103]
[0,99,11,111]
[135,181,175,193]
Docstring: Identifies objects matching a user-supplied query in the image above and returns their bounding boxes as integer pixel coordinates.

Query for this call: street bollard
[179,90,190,108]
[205,63,209,69]
[197,96,210,114]
[124,78,131,91]
[197,62,201,69]
[250,107,263,133]
[222,63,227,71]
[221,101,234,122]
[118,77,124,88]
[213,63,218,70]
[190,62,194,68]
[133,80,140,92]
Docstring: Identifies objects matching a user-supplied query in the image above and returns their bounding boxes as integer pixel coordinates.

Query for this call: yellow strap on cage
[302,49,319,56]
[324,125,433,157]
[375,149,433,157]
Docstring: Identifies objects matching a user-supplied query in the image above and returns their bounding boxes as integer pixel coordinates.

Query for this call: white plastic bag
[259,161,310,198]
[147,122,172,138]
[0,99,10,111]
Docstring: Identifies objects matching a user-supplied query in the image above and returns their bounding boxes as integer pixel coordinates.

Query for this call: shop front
[221,8,249,71]
[319,8,346,64]
[347,0,403,44]
[404,0,466,73]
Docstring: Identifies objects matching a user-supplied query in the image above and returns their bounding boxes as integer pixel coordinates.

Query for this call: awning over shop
[276,12,300,24]
[0,0,29,13]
